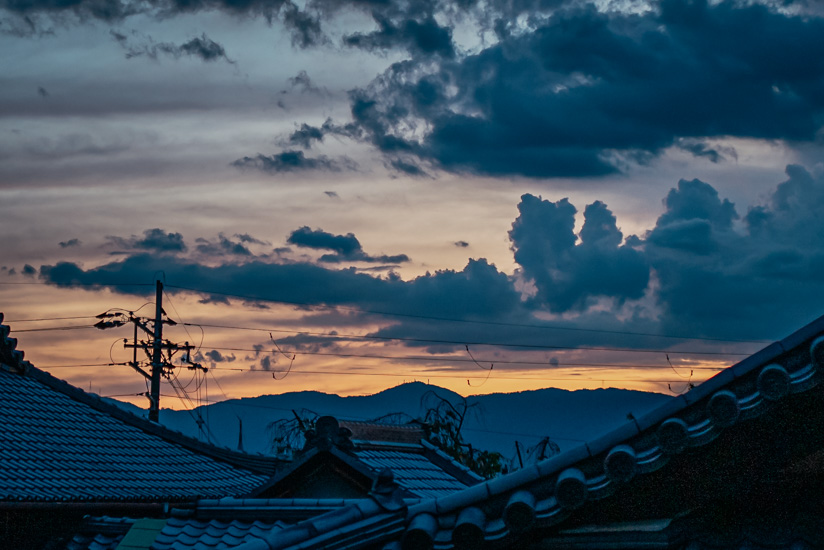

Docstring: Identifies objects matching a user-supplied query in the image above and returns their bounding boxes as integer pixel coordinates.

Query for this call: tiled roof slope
[341,420,427,446]
[0,313,275,503]
[253,416,482,500]
[152,516,288,550]
[229,312,824,550]
[65,516,135,550]
[353,441,483,499]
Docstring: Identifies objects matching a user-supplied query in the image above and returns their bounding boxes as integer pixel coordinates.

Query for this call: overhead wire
[4,315,97,322]
[202,344,731,370]
[184,322,753,357]
[167,285,770,344]
[205,364,713,385]
[14,325,95,333]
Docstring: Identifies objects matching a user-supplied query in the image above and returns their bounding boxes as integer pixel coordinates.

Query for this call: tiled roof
[65,516,135,550]
[341,420,426,446]
[353,442,482,498]
[228,312,824,550]
[252,415,481,500]
[152,517,287,550]
[0,314,275,503]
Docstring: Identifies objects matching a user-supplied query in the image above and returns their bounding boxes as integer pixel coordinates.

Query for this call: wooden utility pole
[149,280,164,422]
[119,279,203,422]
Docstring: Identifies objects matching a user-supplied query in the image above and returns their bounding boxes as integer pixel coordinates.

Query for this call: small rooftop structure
[251,416,483,500]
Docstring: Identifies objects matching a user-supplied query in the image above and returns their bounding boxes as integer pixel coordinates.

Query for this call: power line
[205,365,710,384]
[205,345,735,366]
[186,322,754,357]
[4,316,97,322]
[14,325,95,333]
[38,362,129,368]
[0,282,154,286]
[166,284,769,344]
[40,361,726,371]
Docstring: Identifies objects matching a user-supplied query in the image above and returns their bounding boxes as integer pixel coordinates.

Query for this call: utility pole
[149,280,164,423]
[98,279,205,422]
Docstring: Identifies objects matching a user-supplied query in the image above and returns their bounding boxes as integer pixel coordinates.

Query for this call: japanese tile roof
[352,440,483,499]
[0,313,278,503]
[225,312,824,550]
[65,516,134,550]
[152,516,288,549]
[251,417,482,500]
[341,420,427,446]
[65,499,361,550]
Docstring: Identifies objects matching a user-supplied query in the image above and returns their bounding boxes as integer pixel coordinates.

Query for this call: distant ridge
[114,383,671,459]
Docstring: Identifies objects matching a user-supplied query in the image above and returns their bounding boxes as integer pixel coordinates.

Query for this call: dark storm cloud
[509,195,649,312]
[22,264,37,277]
[37,165,824,347]
[646,165,824,338]
[231,150,355,173]
[287,226,410,264]
[322,0,824,178]
[106,228,187,253]
[39,253,514,326]
[111,30,234,63]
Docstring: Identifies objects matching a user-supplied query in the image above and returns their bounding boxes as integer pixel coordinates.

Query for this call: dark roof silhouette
[219,312,824,549]
[0,313,280,504]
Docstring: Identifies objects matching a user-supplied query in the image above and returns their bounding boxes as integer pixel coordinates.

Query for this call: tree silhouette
[420,390,503,478]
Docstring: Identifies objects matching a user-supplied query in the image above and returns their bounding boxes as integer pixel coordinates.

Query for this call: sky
[2,0,824,412]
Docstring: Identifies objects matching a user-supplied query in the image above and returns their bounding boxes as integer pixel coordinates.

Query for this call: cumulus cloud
[37,165,824,347]
[646,165,824,338]
[287,226,410,264]
[38,253,509,323]
[510,195,649,312]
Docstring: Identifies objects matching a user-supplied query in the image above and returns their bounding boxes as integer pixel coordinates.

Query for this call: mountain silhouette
[109,383,671,461]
